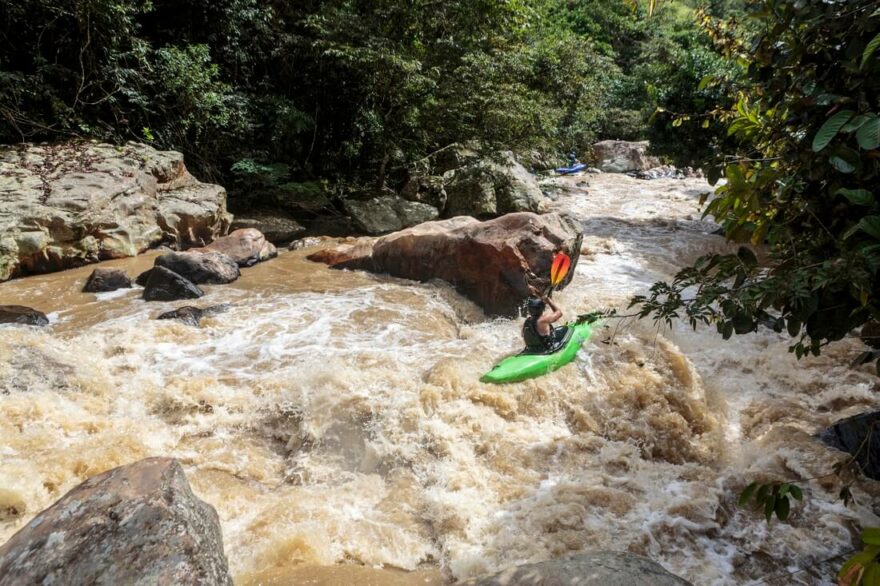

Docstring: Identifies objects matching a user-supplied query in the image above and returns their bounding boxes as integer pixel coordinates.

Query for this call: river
[1,173,878,585]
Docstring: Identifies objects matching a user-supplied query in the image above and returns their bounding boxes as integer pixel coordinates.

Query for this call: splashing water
[1,173,878,585]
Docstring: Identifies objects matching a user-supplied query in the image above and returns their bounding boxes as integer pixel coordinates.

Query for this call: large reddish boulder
[193,228,277,267]
[308,212,582,316]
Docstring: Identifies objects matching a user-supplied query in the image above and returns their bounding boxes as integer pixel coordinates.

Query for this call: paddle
[546,251,571,297]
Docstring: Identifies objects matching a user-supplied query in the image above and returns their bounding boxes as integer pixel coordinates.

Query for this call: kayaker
[523,296,565,352]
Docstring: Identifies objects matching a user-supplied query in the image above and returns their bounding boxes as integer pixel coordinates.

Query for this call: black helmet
[526,296,545,317]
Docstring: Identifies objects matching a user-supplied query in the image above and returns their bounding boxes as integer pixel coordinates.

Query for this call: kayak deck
[480,320,597,384]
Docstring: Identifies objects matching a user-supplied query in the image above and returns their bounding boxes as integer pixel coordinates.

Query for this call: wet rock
[230,213,305,244]
[142,266,204,302]
[469,552,692,586]
[861,321,880,349]
[156,304,231,326]
[0,305,49,326]
[344,195,439,235]
[135,268,154,287]
[592,140,660,173]
[819,411,880,480]
[633,165,685,180]
[154,251,240,285]
[82,267,132,293]
[309,212,581,317]
[444,152,549,218]
[193,228,277,267]
[288,236,332,251]
[0,141,232,281]
[0,457,232,586]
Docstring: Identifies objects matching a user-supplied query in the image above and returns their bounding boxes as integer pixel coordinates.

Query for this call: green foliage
[634,0,880,357]
[839,529,880,586]
[737,481,802,523]
[0,0,737,195]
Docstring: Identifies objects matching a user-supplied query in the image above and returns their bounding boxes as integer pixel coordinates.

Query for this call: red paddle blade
[550,252,571,286]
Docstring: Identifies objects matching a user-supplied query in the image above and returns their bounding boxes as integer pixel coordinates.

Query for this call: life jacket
[523,316,553,351]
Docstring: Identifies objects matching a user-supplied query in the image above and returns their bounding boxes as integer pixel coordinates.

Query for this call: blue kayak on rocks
[555,163,587,175]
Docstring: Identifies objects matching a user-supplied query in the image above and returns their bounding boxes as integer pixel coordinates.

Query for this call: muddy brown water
[1,174,878,585]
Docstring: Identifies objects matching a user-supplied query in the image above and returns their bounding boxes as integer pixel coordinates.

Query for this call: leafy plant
[738,481,802,523]
[839,529,880,586]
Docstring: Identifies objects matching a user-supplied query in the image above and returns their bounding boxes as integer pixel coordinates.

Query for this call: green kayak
[480,320,598,384]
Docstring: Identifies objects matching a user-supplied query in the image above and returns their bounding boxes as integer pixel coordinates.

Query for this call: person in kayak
[523,296,566,353]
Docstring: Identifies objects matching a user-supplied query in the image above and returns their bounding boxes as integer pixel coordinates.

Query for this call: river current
[1,173,878,585]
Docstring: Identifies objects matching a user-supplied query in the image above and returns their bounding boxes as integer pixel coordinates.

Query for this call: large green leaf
[844,216,880,240]
[857,117,880,150]
[836,188,875,206]
[812,110,855,152]
[863,32,880,69]
[830,147,861,173]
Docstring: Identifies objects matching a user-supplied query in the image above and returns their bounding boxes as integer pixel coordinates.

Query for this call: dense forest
[0,0,734,196]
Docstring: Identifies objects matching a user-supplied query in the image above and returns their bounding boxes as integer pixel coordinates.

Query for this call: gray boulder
[443,152,549,218]
[0,142,232,282]
[230,213,305,244]
[470,552,692,586]
[400,174,448,211]
[0,458,232,586]
[154,251,240,285]
[0,305,49,326]
[156,304,232,326]
[82,267,132,293]
[142,266,204,302]
[345,195,439,235]
[592,140,660,173]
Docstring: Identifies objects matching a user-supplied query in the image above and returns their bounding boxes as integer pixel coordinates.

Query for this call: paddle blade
[550,252,571,287]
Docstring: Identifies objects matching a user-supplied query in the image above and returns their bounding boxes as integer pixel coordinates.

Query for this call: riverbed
[1,173,878,585]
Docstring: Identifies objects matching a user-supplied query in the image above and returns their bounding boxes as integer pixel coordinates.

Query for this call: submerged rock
[344,195,439,234]
[156,304,232,326]
[819,411,880,480]
[142,266,204,302]
[0,305,49,326]
[154,251,240,285]
[193,228,277,267]
[592,140,660,173]
[82,267,132,293]
[470,552,692,585]
[309,212,582,317]
[0,457,232,586]
[0,141,232,281]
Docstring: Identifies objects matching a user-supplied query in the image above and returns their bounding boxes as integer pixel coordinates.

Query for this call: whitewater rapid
[1,173,878,585]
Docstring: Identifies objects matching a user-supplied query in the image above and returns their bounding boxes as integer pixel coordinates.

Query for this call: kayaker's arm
[542,296,563,323]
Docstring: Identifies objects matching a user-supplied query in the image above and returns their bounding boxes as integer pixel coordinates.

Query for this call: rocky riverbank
[0,142,231,281]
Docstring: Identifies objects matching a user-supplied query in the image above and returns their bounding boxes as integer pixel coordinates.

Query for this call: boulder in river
[469,552,692,586]
[443,151,549,218]
[344,195,439,235]
[229,212,306,245]
[0,141,232,282]
[0,457,232,586]
[154,251,240,285]
[142,266,204,302]
[592,140,660,173]
[0,305,49,326]
[309,212,582,317]
[156,304,232,326]
[82,267,133,293]
[193,228,277,267]
[819,410,880,480]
